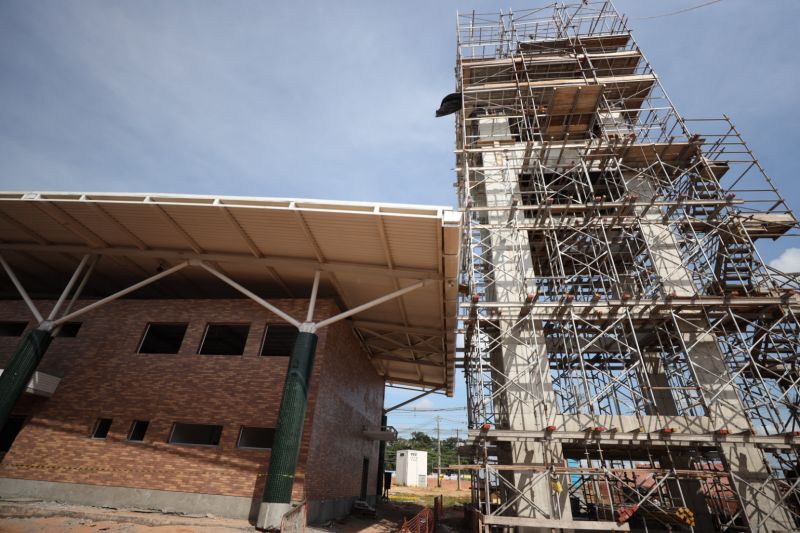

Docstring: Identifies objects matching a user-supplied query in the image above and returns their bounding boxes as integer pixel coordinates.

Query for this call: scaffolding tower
[453,2,800,531]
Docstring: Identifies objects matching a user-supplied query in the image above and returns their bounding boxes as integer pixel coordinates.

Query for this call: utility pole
[436,416,442,488]
[456,428,461,491]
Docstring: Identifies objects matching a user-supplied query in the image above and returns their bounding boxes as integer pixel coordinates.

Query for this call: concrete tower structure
[453,3,800,531]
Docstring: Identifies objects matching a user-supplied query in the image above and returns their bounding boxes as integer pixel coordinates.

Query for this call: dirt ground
[0,499,253,532]
[0,491,471,533]
[387,480,471,508]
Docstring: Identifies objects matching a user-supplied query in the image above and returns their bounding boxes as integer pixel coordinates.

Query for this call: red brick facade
[0,298,384,506]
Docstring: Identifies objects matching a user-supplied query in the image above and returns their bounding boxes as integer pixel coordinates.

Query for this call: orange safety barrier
[400,507,435,533]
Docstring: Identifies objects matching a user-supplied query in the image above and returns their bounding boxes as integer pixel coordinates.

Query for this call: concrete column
[258,331,318,530]
[627,175,695,297]
[0,328,52,432]
[479,121,573,528]
[642,355,678,417]
[628,173,795,531]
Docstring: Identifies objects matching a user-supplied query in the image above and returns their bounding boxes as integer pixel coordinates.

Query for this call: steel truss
[453,2,800,531]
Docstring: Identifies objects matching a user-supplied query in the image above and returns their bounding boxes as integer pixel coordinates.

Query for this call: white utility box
[395,449,428,487]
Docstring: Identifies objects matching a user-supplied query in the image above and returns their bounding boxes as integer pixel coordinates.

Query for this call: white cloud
[413,397,434,410]
[769,248,800,273]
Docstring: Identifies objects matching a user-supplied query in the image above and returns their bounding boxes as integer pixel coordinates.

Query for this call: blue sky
[1,0,799,438]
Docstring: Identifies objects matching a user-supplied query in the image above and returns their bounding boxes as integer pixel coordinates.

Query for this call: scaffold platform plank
[467,429,800,449]
[518,33,631,54]
[480,513,631,531]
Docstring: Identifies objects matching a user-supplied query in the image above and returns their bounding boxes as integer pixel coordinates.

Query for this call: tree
[385,431,460,473]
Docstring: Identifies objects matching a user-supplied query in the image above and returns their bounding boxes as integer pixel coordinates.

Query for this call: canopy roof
[0,192,460,395]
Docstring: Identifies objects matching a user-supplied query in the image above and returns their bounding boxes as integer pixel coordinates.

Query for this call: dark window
[92,418,112,439]
[138,323,188,354]
[237,426,275,449]
[0,322,26,337]
[0,416,26,454]
[260,325,298,356]
[361,457,370,500]
[168,423,222,446]
[127,420,149,442]
[198,324,249,355]
[55,322,82,337]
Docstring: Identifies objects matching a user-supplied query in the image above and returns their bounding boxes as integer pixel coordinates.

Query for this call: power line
[634,0,723,21]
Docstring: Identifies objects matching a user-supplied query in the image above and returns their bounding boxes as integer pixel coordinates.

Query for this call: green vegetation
[385,431,461,472]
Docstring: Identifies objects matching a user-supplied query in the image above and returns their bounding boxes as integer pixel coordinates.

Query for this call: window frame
[137,322,189,354]
[236,425,276,450]
[91,418,113,440]
[197,323,250,356]
[54,322,82,338]
[0,321,27,337]
[260,323,299,357]
[127,420,150,442]
[167,422,224,448]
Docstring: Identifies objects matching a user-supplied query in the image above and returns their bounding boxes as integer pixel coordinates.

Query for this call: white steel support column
[47,254,90,321]
[0,255,43,324]
[50,262,189,329]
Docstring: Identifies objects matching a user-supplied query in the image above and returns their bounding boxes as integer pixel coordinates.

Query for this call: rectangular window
[0,416,26,453]
[0,321,26,337]
[198,324,249,355]
[168,423,222,446]
[237,426,275,449]
[138,323,188,354]
[55,322,82,337]
[260,325,298,356]
[127,420,149,442]
[92,418,112,439]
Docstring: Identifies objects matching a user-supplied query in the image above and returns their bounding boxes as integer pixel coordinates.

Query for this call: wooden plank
[542,85,604,139]
[480,514,631,531]
[465,73,654,93]
[588,142,702,169]
[461,50,641,83]
[518,33,631,54]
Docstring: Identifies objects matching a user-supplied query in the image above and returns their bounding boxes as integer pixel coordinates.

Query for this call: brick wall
[305,318,384,501]
[0,297,384,504]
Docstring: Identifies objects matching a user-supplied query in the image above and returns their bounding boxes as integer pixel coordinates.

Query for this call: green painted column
[0,328,52,431]
[262,330,318,505]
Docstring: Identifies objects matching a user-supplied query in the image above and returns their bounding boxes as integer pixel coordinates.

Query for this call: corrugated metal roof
[0,191,460,395]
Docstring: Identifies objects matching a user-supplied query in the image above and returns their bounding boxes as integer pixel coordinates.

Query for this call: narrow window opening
[0,322,27,337]
[55,322,82,338]
[0,416,26,457]
[138,323,188,354]
[92,418,112,439]
[198,324,249,355]
[127,420,149,442]
[360,457,370,500]
[260,325,298,356]
[237,426,275,449]
[168,423,222,446]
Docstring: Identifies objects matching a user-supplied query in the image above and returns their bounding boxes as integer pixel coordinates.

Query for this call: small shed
[395,450,428,487]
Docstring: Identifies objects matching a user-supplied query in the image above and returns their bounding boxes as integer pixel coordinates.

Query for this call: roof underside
[0,192,460,395]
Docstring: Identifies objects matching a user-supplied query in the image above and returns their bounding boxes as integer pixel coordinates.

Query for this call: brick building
[0,193,459,527]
